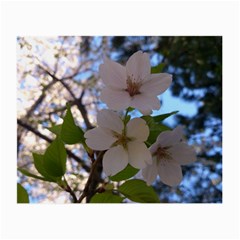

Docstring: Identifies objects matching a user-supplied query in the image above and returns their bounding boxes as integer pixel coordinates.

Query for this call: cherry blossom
[99,51,172,115]
[84,109,152,176]
[142,126,196,186]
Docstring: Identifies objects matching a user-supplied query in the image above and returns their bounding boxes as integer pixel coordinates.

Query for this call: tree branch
[78,151,104,203]
[38,64,92,130]
[62,176,78,203]
[25,80,56,119]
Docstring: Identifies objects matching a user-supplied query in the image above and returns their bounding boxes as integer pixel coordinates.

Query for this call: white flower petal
[158,160,183,187]
[102,145,128,176]
[169,143,196,165]
[84,127,116,150]
[128,142,152,169]
[99,58,127,89]
[172,126,184,142]
[140,73,172,95]
[130,94,160,115]
[156,126,184,148]
[126,51,150,81]
[139,109,153,116]
[155,130,172,147]
[142,157,158,185]
[97,109,124,134]
[126,118,149,142]
[149,141,160,155]
[100,87,131,111]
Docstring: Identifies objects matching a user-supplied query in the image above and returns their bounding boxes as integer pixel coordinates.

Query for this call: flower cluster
[85,51,196,186]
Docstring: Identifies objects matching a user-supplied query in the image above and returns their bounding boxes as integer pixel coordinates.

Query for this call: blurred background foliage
[17,36,222,203]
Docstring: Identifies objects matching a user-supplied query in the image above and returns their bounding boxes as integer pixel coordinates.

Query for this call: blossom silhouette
[84,109,152,176]
[99,51,172,115]
[142,126,196,186]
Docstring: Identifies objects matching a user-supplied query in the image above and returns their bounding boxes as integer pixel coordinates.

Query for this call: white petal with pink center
[99,50,172,115]
[142,126,196,186]
[84,109,151,176]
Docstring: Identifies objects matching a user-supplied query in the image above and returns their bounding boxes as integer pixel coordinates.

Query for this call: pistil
[155,146,172,166]
[125,76,141,97]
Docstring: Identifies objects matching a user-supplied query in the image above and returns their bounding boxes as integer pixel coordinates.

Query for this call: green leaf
[43,137,67,177]
[110,164,139,182]
[126,107,135,112]
[118,179,160,203]
[48,124,62,136]
[90,191,124,203]
[17,183,29,203]
[147,125,171,146]
[33,153,59,182]
[152,111,178,123]
[142,111,178,126]
[18,168,47,181]
[61,104,85,144]
[105,183,114,191]
[142,115,172,146]
[141,115,155,127]
[151,63,165,74]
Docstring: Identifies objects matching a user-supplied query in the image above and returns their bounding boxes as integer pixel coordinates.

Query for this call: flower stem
[77,151,105,203]
[60,176,78,203]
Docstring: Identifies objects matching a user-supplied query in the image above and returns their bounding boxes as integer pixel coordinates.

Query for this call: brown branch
[18,119,52,142]
[78,151,104,203]
[38,64,92,130]
[62,176,78,203]
[25,80,56,119]
[17,119,90,172]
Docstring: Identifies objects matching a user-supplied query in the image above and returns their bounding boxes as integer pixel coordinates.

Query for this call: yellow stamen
[112,131,131,149]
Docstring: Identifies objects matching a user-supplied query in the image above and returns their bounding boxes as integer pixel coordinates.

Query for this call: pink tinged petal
[156,126,184,147]
[130,94,160,115]
[168,143,196,165]
[172,126,184,142]
[97,109,124,134]
[140,109,153,116]
[100,87,131,111]
[149,142,159,155]
[84,127,116,150]
[126,51,151,82]
[142,157,158,185]
[156,130,176,147]
[158,160,183,187]
[140,73,172,95]
[128,142,152,169]
[102,145,128,176]
[99,58,127,89]
[126,118,149,142]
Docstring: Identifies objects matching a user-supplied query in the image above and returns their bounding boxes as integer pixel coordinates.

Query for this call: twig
[63,176,78,203]
[25,80,56,119]
[78,151,105,203]
[38,64,92,130]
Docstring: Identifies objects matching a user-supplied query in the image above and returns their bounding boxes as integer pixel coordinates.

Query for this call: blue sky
[153,89,198,127]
